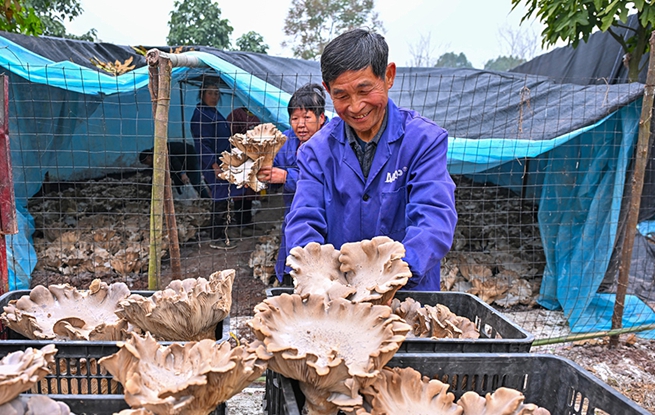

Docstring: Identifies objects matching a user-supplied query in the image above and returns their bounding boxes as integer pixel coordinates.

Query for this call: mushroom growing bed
[28,171,211,286]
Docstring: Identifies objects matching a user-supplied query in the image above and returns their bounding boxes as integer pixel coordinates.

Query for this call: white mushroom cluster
[29,172,210,281]
[250,293,410,415]
[355,366,551,414]
[99,332,268,415]
[0,345,76,414]
[116,269,235,341]
[1,271,234,343]
[288,236,412,305]
[391,297,479,339]
[1,280,130,341]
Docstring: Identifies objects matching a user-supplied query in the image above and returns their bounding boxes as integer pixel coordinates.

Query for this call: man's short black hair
[139,148,154,165]
[287,83,326,118]
[321,28,388,88]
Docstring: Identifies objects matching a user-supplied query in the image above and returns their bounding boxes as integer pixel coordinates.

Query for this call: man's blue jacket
[285,99,457,290]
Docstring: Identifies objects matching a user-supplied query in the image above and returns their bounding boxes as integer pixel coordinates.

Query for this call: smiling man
[284,29,457,290]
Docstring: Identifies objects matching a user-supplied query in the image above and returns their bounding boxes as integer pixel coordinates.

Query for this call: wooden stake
[146,50,182,289]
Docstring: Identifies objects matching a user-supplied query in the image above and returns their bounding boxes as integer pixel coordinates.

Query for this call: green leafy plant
[512,0,655,82]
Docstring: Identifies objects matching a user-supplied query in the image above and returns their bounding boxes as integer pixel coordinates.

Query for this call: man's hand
[258,167,288,184]
[180,173,191,185]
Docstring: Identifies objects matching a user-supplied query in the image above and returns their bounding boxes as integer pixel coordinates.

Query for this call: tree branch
[607,27,630,52]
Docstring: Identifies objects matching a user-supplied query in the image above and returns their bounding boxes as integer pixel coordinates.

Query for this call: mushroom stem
[299,382,340,415]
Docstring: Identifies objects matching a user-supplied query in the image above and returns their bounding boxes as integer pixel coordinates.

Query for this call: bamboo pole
[146,50,182,289]
[535,324,655,347]
[610,32,655,347]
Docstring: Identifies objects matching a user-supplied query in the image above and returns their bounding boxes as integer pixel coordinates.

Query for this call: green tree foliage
[484,55,526,71]
[235,31,269,54]
[283,0,384,60]
[0,1,41,35]
[167,0,233,49]
[512,0,655,82]
[434,52,473,69]
[0,0,95,39]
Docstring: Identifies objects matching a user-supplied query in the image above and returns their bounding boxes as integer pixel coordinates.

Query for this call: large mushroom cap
[99,332,268,415]
[287,243,356,300]
[356,366,461,415]
[0,395,74,415]
[249,293,410,414]
[0,280,130,340]
[288,237,412,305]
[116,269,235,341]
[0,344,57,405]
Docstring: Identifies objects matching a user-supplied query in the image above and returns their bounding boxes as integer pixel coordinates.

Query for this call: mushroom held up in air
[99,332,268,415]
[249,293,411,415]
[288,236,412,305]
[0,280,130,341]
[356,366,551,415]
[218,123,287,191]
[0,344,57,405]
[116,270,235,341]
[0,395,75,415]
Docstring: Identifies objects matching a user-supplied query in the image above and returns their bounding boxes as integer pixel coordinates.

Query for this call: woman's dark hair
[198,77,220,101]
[287,83,326,118]
[321,28,388,89]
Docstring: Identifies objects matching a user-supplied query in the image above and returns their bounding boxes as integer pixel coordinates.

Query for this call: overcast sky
[65,0,552,68]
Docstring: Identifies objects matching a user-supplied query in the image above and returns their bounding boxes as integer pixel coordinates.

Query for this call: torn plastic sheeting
[536,101,655,337]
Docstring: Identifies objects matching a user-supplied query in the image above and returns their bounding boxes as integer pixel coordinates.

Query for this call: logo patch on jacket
[385,167,407,183]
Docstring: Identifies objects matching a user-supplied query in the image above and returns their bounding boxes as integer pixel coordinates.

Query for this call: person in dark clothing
[139,142,210,199]
[190,79,244,250]
[226,107,262,236]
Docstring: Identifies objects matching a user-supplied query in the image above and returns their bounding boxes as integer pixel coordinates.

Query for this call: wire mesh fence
[3,59,655,346]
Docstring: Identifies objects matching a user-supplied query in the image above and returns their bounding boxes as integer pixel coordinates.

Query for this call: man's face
[290,108,325,143]
[324,63,396,142]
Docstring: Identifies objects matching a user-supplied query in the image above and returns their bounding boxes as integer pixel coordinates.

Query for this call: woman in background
[190,79,243,250]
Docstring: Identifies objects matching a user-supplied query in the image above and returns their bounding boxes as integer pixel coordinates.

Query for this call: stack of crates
[263,288,649,415]
[0,289,231,415]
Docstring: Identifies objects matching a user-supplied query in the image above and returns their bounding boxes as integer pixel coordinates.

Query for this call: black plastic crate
[265,353,650,415]
[0,290,230,394]
[20,394,225,415]
[266,288,534,353]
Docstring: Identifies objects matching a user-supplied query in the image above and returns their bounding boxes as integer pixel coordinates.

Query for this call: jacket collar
[333,99,404,186]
